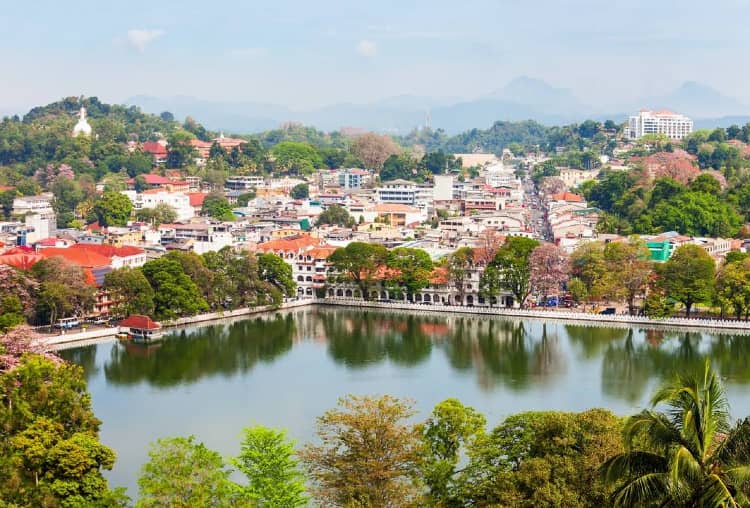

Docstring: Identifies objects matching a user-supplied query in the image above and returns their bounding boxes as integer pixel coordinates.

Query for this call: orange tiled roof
[187,192,207,207]
[257,234,320,253]
[307,246,337,259]
[550,192,584,202]
[39,247,111,268]
[70,244,144,258]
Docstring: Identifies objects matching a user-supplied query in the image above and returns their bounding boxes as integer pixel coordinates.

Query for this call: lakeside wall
[40,296,750,349]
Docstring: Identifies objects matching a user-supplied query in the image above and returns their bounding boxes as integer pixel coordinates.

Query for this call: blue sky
[2,0,749,112]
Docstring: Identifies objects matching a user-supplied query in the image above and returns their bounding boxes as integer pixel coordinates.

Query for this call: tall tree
[658,244,715,316]
[386,247,434,300]
[351,133,401,171]
[141,257,208,319]
[103,267,156,318]
[419,398,486,506]
[92,191,133,226]
[137,436,240,508]
[715,258,750,320]
[317,204,354,227]
[529,243,569,304]
[257,253,296,298]
[328,242,389,300]
[299,395,423,507]
[486,236,540,307]
[602,362,750,507]
[233,426,308,507]
[201,192,235,221]
[603,239,653,315]
[447,247,475,304]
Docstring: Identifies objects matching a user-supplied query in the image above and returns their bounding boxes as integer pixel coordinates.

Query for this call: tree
[137,436,239,508]
[136,202,178,226]
[92,191,133,226]
[570,242,609,302]
[715,258,750,320]
[233,426,308,507]
[529,243,569,304]
[351,132,401,171]
[0,296,25,332]
[103,267,156,318]
[141,257,208,319]
[317,204,354,227]
[329,242,389,300]
[271,141,323,175]
[419,398,486,506]
[381,154,418,181]
[290,183,309,199]
[201,192,235,221]
[447,247,475,304]
[658,244,715,316]
[464,409,622,507]
[487,237,540,307]
[257,253,296,298]
[0,355,127,507]
[603,239,653,315]
[32,257,96,325]
[602,362,750,507]
[300,395,422,507]
[387,247,434,300]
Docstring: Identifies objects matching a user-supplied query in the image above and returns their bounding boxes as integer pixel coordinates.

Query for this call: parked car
[599,307,617,315]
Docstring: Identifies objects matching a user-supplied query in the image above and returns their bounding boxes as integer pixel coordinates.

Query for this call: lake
[59,307,750,496]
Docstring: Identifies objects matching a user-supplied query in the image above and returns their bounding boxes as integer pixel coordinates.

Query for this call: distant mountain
[489,76,587,115]
[641,81,748,118]
[693,115,750,130]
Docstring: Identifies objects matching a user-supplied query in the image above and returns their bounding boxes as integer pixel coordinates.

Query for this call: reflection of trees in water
[103,313,297,387]
[59,344,99,380]
[318,310,432,368]
[441,319,566,391]
[565,325,629,359]
[602,330,750,404]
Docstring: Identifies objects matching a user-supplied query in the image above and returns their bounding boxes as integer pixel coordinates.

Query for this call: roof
[257,234,320,253]
[307,246,337,259]
[372,203,419,213]
[39,247,112,268]
[141,141,168,157]
[0,253,45,270]
[550,192,584,203]
[126,174,172,186]
[69,244,144,258]
[187,193,208,207]
[120,314,161,330]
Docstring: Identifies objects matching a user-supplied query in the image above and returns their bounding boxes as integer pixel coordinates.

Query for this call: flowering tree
[529,243,569,304]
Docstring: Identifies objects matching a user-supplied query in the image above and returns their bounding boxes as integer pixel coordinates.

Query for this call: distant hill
[489,76,587,115]
[641,81,748,118]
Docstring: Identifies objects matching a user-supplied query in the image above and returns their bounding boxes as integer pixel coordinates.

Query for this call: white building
[433,175,454,201]
[122,190,194,222]
[338,169,370,189]
[12,194,55,217]
[628,109,693,140]
[376,179,418,205]
[225,175,265,191]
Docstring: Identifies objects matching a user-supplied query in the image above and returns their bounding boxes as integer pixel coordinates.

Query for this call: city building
[225,175,265,191]
[628,109,693,140]
[338,168,370,189]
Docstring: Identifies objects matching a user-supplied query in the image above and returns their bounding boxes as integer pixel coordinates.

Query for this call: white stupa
[72,107,92,137]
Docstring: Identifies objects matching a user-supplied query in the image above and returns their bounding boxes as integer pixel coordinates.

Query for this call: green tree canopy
[92,191,133,227]
[658,244,715,316]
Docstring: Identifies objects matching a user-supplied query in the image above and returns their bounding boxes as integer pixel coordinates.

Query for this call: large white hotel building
[628,109,694,140]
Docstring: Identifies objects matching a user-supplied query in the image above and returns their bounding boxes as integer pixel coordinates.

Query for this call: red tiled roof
[39,248,111,268]
[551,192,584,202]
[120,314,161,330]
[257,235,320,253]
[69,244,144,258]
[0,185,15,192]
[0,253,45,270]
[141,141,168,157]
[126,174,172,185]
[187,193,207,207]
[307,246,337,259]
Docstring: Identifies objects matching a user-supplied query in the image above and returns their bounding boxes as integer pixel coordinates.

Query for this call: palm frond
[611,472,670,508]
[698,473,739,508]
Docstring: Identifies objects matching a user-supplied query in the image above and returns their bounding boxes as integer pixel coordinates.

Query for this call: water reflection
[59,309,750,403]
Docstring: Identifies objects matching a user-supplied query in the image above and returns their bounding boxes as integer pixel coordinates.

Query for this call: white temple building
[72,107,92,137]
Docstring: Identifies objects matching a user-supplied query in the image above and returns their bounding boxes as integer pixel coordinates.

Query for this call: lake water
[59,307,750,496]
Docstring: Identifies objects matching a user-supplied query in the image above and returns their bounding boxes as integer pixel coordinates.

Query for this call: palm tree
[601,361,750,507]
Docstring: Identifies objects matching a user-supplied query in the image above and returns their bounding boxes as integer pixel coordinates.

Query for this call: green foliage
[141,256,209,320]
[419,398,486,506]
[201,192,235,221]
[329,242,389,300]
[386,247,434,298]
[257,253,296,299]
[136,202,178,226]
[0,355,126,507]
[601,362,749,507]
[137,436,239,508]
[103,267,155,318]
[658,244,715,315]
[290,183,309,199]
[317,204,354,227]
[233,426,308,507]
[0,296,25,332]
[32,257,96,325]
[715,258,750,319]
[271,141,323,175]
[381,154,418,181]
[464,409,623,507]
[482,237,540,306]
[92,191,133,227]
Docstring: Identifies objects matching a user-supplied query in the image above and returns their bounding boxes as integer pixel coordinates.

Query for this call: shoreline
[40,297,750,349]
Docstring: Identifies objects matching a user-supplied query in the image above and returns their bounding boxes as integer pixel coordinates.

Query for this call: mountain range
[126,77,750,135]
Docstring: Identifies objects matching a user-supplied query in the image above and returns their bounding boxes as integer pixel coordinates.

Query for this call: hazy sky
[2,0,749,112]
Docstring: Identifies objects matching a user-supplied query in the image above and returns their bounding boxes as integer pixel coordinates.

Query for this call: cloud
[356,40,377,57]
[227,47,268,59]
[125,29,164,52]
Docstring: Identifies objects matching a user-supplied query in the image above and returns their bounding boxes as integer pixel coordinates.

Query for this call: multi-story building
[225,175,265,191]
[121,190,195,222]
[628,109,693,140]
[256,234,336,298]
[338,169,370,189]
[376,179,418,205]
